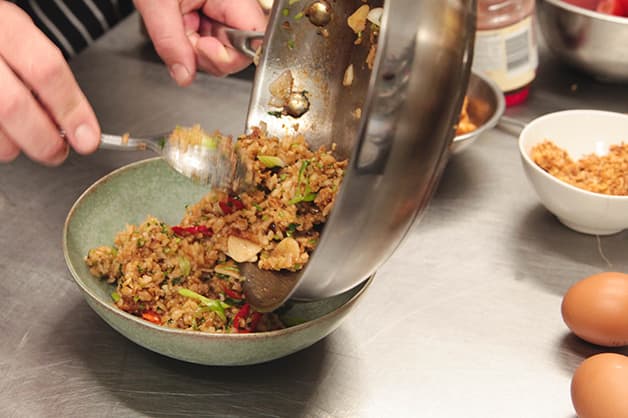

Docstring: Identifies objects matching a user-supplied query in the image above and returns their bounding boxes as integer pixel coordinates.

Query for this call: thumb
[134,0,196,86]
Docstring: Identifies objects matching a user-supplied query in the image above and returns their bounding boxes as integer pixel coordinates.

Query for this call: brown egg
[571,353,628,418]
[561,272,628,347]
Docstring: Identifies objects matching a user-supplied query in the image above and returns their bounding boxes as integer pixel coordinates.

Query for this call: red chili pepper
[233,303,251,332]
[171,225,213,237]
[249,312,262,332]
[219,196,244,215]
[141,310,162,324]
[221,282,243,300]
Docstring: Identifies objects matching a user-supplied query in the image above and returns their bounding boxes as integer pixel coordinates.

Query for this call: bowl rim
[62,157,373,340]
[541,0,628,24]
[518,109,628,201]
[453,71,506,147]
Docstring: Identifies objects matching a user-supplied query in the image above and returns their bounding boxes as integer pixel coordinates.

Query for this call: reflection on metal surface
[285,91,311,117]
[305,0,333,27]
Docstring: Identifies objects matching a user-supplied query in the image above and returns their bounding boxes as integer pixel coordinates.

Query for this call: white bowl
[519,110,628,235]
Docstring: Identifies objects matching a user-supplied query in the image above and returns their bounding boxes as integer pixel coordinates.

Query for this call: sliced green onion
[179,256,191,277]
[257,155,286,168]
[288,0,300,4]
[178,288,229,322]
[111,292,121,303]
[302,192,317,202]
[215,262,240,278]
[282,7,289,16]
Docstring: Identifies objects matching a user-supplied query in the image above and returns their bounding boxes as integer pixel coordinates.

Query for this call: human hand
[134,0,267,85]
[0,2,100,165]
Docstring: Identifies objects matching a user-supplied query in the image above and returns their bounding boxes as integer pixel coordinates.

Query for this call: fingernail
[74,123,98,154]
[169,63,191,85]
[217,45,231,63]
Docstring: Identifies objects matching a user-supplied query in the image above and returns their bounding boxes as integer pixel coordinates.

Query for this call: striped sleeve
[12,0,134,58]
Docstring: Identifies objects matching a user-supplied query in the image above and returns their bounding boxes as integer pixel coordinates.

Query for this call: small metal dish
[451,72,505,154]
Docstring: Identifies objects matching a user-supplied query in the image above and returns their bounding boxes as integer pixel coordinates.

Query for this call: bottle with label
[472,0,538,106]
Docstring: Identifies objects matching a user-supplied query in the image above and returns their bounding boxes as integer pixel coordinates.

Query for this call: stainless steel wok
[239,0,476,311]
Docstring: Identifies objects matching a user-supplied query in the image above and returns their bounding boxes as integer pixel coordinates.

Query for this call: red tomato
[596,0,627,16]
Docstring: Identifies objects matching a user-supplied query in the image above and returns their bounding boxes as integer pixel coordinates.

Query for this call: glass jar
[472,0,538,106]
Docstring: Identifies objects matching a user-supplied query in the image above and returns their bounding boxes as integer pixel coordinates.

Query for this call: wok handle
[223,28,265,60]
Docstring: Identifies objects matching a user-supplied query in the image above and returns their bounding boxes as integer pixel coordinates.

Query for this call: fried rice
[85,126,347,333]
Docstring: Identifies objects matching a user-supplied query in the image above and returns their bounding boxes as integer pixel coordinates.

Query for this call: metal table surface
[1,14,628,418]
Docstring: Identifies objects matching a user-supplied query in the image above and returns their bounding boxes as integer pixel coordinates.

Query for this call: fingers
[196,21,253,76]
[0,58,69,166]
[134,0,197,86]
[202,0,268,32]
[0,2,99,163]
[195,0,267,76]
[0,129,20,163]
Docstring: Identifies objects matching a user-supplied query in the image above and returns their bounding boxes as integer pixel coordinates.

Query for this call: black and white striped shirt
[13,0,134,58]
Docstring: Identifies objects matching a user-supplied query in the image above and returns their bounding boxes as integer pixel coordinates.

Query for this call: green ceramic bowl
[63,158,372,366]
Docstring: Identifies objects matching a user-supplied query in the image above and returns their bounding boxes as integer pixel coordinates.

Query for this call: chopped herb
[289,159,318,204]
[287,39,296,49]
[111,292,121,303]
[158,137,166,149]
[136,238,145,248]
[257,155,286,168]
[179,256,191,277]
[253,203,263,211]
[286,223,299,237]
[280,173,288,181]
[267,110,283,118]
[282,7,289,16]
[288,0,300,4]
[171,277,182,285]
[294,11,304,20]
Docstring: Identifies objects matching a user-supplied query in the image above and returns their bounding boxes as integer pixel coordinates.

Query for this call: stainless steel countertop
[1,14,627,418]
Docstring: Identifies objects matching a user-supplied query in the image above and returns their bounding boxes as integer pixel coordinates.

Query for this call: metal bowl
[537,0,628,82]
[451,72,505,154]
[244,0,476,306]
